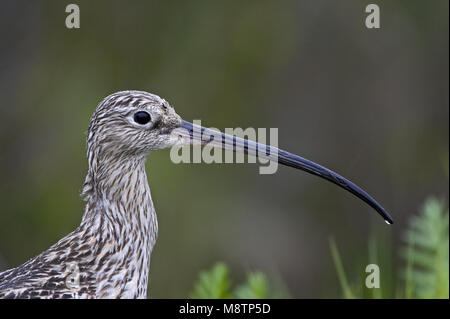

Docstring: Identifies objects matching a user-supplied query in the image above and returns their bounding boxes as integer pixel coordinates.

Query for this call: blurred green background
[0,0,448,298]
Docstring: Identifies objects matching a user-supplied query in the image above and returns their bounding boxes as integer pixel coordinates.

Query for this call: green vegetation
[403,198,449,298]
[329,237,355,299]
[190,263,286,299]
[190,197,449,299]
[331,197,449,299]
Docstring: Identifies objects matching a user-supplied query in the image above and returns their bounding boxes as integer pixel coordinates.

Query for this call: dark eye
[133,111,151,125]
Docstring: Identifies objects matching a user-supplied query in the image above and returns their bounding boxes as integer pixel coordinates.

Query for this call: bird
[0,90,393,299]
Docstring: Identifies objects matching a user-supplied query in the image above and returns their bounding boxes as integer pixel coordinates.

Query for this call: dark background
[0,0,448,298]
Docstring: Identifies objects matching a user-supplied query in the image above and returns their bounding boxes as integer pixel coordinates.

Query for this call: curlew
[0,90,392,299]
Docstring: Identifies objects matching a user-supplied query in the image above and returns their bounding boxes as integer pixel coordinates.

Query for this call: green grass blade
[329,237,355,299]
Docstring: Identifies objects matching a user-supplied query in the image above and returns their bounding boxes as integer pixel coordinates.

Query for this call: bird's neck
[79,156,158,298]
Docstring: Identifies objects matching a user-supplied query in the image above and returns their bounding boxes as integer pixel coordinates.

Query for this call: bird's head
[87,90,182,159]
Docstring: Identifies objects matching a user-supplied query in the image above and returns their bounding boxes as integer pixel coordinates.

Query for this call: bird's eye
[133,111,151,125]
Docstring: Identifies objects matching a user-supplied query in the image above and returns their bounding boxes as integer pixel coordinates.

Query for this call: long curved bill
[172,120,393,224]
